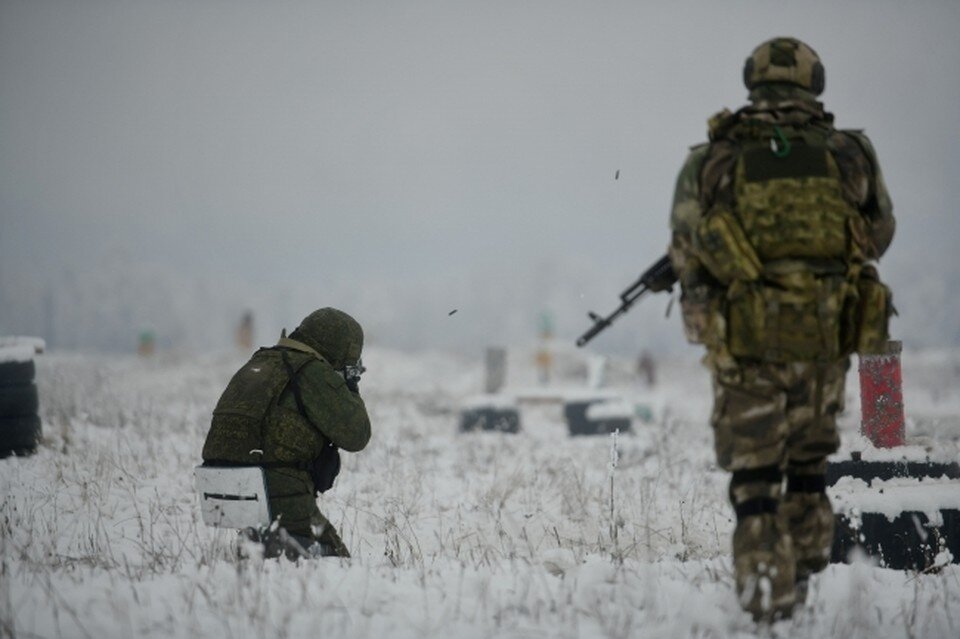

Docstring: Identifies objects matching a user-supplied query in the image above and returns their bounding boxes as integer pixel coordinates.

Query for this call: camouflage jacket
[202,337,371,467]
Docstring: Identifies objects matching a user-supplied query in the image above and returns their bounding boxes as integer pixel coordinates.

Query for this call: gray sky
[2,0,959,354]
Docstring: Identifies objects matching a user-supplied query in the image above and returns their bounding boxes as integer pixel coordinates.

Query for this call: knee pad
[730,465,783,519]
[735,497,779,521]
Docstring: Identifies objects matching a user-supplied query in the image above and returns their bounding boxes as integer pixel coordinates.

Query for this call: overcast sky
[2,0,958,354]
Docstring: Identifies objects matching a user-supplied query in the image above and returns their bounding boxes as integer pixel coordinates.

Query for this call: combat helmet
[289,307,363,370]
[743,37,825,95]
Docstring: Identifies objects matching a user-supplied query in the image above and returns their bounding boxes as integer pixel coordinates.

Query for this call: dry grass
[0,349,957,638]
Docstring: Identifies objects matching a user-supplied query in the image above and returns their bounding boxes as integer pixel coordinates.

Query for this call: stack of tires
[0,339,43,458]
[827,342,960,570]
[564,396,633,436]
[459,395,521,434]
[829,451,960,570]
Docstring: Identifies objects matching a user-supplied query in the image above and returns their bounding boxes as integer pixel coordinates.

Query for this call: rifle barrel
[576,319,608,347]
[575,253,673,347]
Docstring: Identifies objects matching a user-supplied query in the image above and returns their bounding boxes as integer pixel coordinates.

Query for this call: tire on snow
[459,407,521,433]
[0,360,35,386]
[0,383,39,416]
[0,414,42,457]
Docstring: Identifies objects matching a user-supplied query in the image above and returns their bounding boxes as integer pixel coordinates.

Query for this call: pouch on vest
[854,265,893,354]
[726,275,848,362]
[195,465,271,529]
[734,143,853,264]
[694,206,763,285]
[308,443,341,495]
[680,283,725,347]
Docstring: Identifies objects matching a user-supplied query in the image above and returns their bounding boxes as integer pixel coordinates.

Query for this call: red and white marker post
[858,340,906,448]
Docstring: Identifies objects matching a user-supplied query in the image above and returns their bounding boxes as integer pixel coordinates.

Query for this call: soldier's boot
[238,527,340,560]
[311,514,351,558]
[274,529,341,560]
[729,468,795,621]
[780,471,834,609]
[238,526,276,559]
[238,526,290,559]
[733,511,797,622]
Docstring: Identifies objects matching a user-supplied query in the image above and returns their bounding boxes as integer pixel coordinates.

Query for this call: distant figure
[534,348,552,385]
[236,311,254,351]
[137,330,155,357]
[668,38,895,619]
[201,308,371,558]
[536,311,555,385]
[636,351,656,387]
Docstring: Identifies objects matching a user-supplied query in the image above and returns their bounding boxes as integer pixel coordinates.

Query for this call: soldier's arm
[669,143,730,347]
[669,144,710,285]
[837,130,896,259]
[297,360,371,452]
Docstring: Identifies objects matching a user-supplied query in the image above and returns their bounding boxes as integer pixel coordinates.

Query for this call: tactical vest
[694,115,889,362]
[202,348,316,465]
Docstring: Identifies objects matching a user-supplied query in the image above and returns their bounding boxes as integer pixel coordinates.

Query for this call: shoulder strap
[279,349,330,445]
[276,336,327,364]
[280,350,309,417]
[698,139,739,210]
[838,129,881,176]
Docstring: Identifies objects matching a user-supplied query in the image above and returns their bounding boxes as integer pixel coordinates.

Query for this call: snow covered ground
[2,345,959,638]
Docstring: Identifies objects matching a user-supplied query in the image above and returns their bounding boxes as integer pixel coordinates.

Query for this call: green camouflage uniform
[202,308,371,558]
[669,39,895,620]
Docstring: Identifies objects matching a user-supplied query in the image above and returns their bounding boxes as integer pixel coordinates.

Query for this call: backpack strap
[205,348,329,475]
[278,349,342,493]
[276,336,328,364]
[278,349,329,445]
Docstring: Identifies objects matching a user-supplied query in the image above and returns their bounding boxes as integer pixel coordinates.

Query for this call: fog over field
[2,0,960,355]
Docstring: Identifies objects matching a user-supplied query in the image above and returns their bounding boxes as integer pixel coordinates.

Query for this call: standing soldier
[668,38,895,619]
[202,307,371,558]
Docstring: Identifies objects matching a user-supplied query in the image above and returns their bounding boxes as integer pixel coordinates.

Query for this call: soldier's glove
[309,443,342,495]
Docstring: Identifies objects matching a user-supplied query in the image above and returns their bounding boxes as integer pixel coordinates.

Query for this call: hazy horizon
[2,0,958,356]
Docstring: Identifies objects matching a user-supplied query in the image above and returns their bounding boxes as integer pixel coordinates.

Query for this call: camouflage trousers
[709,357,848,619]
[265,468,350,558]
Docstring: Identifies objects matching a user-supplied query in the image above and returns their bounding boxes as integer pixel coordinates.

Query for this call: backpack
[203,348,313,464]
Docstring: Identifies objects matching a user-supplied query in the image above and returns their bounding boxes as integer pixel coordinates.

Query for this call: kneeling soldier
[202,307,371,558]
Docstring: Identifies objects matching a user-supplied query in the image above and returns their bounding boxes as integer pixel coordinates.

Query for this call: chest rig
[693,106,879,362]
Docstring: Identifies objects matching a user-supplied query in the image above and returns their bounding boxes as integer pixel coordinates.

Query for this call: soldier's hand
[342,358,364,394]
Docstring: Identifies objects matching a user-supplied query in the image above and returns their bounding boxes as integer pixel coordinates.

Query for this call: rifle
[576,254,677,347]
